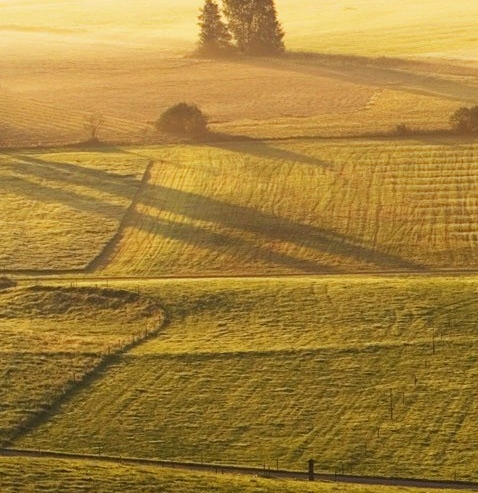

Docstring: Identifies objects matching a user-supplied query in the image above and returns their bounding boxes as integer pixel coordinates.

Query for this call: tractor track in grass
[4,268,478,284]
[1,448,478,490]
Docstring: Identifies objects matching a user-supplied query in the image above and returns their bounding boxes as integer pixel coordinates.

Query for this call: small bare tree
[84,112,105,142]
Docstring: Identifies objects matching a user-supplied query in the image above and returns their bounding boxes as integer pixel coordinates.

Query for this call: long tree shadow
[203,132,331,168]
[139,183,426,272]
[141,216,337,274]
[226,53,478,104]
[2,175,126,219]
[12,155,141,199]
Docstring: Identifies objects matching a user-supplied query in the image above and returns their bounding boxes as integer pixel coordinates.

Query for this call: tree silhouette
[450,106,478,134]
[222,0,284,56]
[155,103,209,136]
[197,0,233,56]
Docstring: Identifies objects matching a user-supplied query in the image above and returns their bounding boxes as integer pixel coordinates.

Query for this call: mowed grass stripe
[16,276,478,481]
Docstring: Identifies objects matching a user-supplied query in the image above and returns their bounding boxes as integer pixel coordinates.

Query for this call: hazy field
[2,1,478,147]
[13,276,478,481]
[2,0,478,57]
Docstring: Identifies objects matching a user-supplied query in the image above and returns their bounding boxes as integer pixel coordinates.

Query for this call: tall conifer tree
[197,0,232,56]
[222,0,284,56]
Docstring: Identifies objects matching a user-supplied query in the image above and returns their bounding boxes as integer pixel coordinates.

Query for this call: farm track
[5,267,478,283]
[1,448,478,491]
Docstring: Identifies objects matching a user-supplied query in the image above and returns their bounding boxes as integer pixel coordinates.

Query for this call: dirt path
[1,448,478,491]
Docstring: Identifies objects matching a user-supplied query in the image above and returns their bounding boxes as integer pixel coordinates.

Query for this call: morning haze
[2,2,478,492]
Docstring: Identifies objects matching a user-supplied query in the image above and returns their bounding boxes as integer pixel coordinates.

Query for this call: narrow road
[1,448,478,491]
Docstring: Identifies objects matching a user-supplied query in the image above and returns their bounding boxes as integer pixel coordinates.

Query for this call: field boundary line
[86,160,155,273]
[4,294,169,447]
[1,448,478,490]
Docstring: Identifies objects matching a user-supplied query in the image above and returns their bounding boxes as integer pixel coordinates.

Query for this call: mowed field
[91,140,478,275]
[12,276,478,482]
[0,150,149,271]
[2,1,478,146]
[3,139,478,275]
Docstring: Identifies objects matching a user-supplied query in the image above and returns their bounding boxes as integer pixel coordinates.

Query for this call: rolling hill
[13,276,478,481]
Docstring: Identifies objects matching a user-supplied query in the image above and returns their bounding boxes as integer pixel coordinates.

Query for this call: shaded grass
[16,276,478,481]
[0,149,148,271]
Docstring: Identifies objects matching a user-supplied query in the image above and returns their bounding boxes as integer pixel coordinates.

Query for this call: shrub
[450,106,478,134]
[155,103,208,136]
[394,123,412,136]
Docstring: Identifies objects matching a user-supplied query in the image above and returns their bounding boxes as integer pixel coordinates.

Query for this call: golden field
[4,2,478,492]
[0,284,164,446]
[1,2,478,146]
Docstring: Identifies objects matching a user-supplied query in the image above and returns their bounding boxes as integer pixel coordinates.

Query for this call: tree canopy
[197,0,232,56]
[450,106,478,134]
[155,103,209,136]
[197,0,284,57]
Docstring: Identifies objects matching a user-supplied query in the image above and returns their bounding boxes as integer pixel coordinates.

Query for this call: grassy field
[0,284,164,446]
[86,140,478,276]
[4,2,478,490]
[2,53,469,146]
[0,149,148,271]
[2,457,471,493]
[14,276,478,481]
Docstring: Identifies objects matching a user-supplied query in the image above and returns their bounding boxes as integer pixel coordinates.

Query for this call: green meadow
[12,276,478,481]
[3,456,471,493]
[0,285,164,446]
[3,2,478,491]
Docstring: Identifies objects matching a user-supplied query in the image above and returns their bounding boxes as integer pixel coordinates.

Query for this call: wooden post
[390,389,393,420]
[308,459,315,481]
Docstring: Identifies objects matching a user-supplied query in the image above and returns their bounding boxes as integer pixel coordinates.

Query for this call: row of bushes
[156,103,478,138]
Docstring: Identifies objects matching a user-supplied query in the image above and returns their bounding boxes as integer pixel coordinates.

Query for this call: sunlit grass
[16,276,478,481]
[98,139,478,276]
[0,285,164,446]
[2,456,468,493]
[0,150,148,271]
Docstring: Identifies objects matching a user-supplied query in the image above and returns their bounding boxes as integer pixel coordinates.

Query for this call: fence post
[308,458,315,481]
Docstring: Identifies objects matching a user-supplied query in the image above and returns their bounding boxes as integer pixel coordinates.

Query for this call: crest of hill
[0,286,162,320]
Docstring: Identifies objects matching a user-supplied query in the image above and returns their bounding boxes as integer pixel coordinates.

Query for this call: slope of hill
[0,285,165,446]
[14,276,478,481]
[92,140,478,276]
[0,150,149,271]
